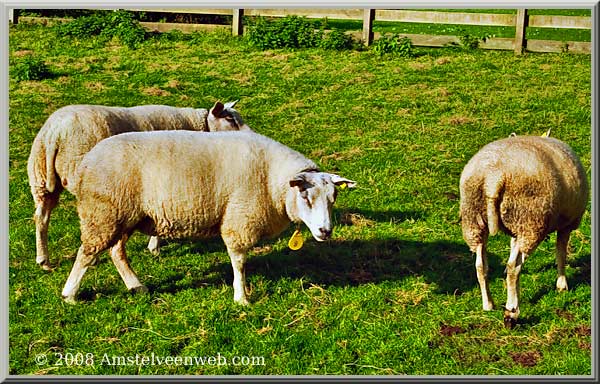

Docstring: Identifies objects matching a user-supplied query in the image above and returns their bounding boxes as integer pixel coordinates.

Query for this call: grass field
[8,20,592,376]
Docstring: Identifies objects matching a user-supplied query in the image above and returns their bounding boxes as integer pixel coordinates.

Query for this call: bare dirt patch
[439,323,466,336]
[509,350,541,367]
[574,325,591,337]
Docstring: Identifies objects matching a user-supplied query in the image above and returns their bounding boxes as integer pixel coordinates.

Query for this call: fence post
[514,9,528,55]
[9,9,19,24]
[232,9,244,36]
[362,9,375,46]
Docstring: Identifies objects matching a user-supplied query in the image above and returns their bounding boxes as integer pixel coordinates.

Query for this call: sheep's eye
[300,190,312,206]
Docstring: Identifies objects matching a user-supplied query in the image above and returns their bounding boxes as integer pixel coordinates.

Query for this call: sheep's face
[207,100,252,132]
[289,172,356,242]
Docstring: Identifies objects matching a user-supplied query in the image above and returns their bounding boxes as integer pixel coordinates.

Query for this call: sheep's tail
[45,141,58,193]
[484,173,504,236]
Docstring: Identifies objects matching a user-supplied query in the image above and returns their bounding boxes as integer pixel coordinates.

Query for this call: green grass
[8,21,592,376]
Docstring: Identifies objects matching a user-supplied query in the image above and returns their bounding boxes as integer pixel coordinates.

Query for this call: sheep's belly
[159,227,221,239]
[137,217,221,239]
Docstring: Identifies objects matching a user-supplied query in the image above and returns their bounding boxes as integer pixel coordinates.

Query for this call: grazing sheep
[27,101,249,270]
[459,135,588,328]
[61,130,356,305]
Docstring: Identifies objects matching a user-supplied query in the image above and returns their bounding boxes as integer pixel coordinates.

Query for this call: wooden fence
[10,8,592,54]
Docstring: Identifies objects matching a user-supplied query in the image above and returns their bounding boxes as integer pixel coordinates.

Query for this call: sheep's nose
[319,227,332,239]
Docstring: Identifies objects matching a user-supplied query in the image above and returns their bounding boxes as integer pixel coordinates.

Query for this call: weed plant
[372,34,415,57]
[55,10,147,48]
[11,55,52,81]
[245,16,356,51]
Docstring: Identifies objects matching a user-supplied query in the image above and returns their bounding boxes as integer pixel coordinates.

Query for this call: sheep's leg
[225,247,249,306]
[147,236,161,255]
[61,245,99,304]
[504,237,526,329]
[556,229,571,291]
[475,243,494,311]
[110,234,147,294]
[33,192,59,270]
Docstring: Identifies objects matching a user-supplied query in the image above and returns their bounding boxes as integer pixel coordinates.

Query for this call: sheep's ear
[211,101,225,116]
[224,100,239,109]
[330,174,357,189]
[289,174,309,191]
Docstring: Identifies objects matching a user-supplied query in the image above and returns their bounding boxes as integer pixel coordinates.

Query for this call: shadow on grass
[136,233,590,299]
[528,252,591,306]
[241,238,507,295]
[78,226,589,307]
[147,236,504,296]
[567,252,591,288]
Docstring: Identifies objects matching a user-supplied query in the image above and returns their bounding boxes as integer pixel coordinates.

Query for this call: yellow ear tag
[339,182,348,190]
[288,229,304,250]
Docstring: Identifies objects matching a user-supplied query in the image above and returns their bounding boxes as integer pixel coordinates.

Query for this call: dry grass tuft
[84,82,106,92]
[340,212,375,228]
[435,57,452,65]
[142,86,171,97]
[13,50,34,57]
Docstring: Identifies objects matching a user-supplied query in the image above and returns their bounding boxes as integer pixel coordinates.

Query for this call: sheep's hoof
[62,295,77,305]
[39,262,54,271]
[234,297,250,306]
[130,285,149,294]
[482,303,494,311]
[503,309,518,329]
[147,237,161,256]
[556,276,568,292]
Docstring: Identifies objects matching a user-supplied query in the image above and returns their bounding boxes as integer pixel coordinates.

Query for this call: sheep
[459,135,588,328]
[27,101,250,270]
[60,130,356,305]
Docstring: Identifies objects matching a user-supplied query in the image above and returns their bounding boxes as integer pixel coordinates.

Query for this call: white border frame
[1,1,597,382]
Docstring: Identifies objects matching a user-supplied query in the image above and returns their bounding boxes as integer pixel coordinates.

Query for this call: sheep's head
[207,100,252,132]
[288,172,356,242]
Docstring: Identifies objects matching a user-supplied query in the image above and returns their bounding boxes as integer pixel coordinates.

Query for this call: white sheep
[27,101,249,270]
[459,135,588,328]
[61,130,356,305]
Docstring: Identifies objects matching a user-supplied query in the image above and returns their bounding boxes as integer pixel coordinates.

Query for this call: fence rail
[10,8,592,54]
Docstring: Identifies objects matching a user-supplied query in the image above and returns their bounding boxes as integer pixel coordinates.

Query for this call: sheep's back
[34,105,208,192]
[76,131,315,238]
[461,136,588,240]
